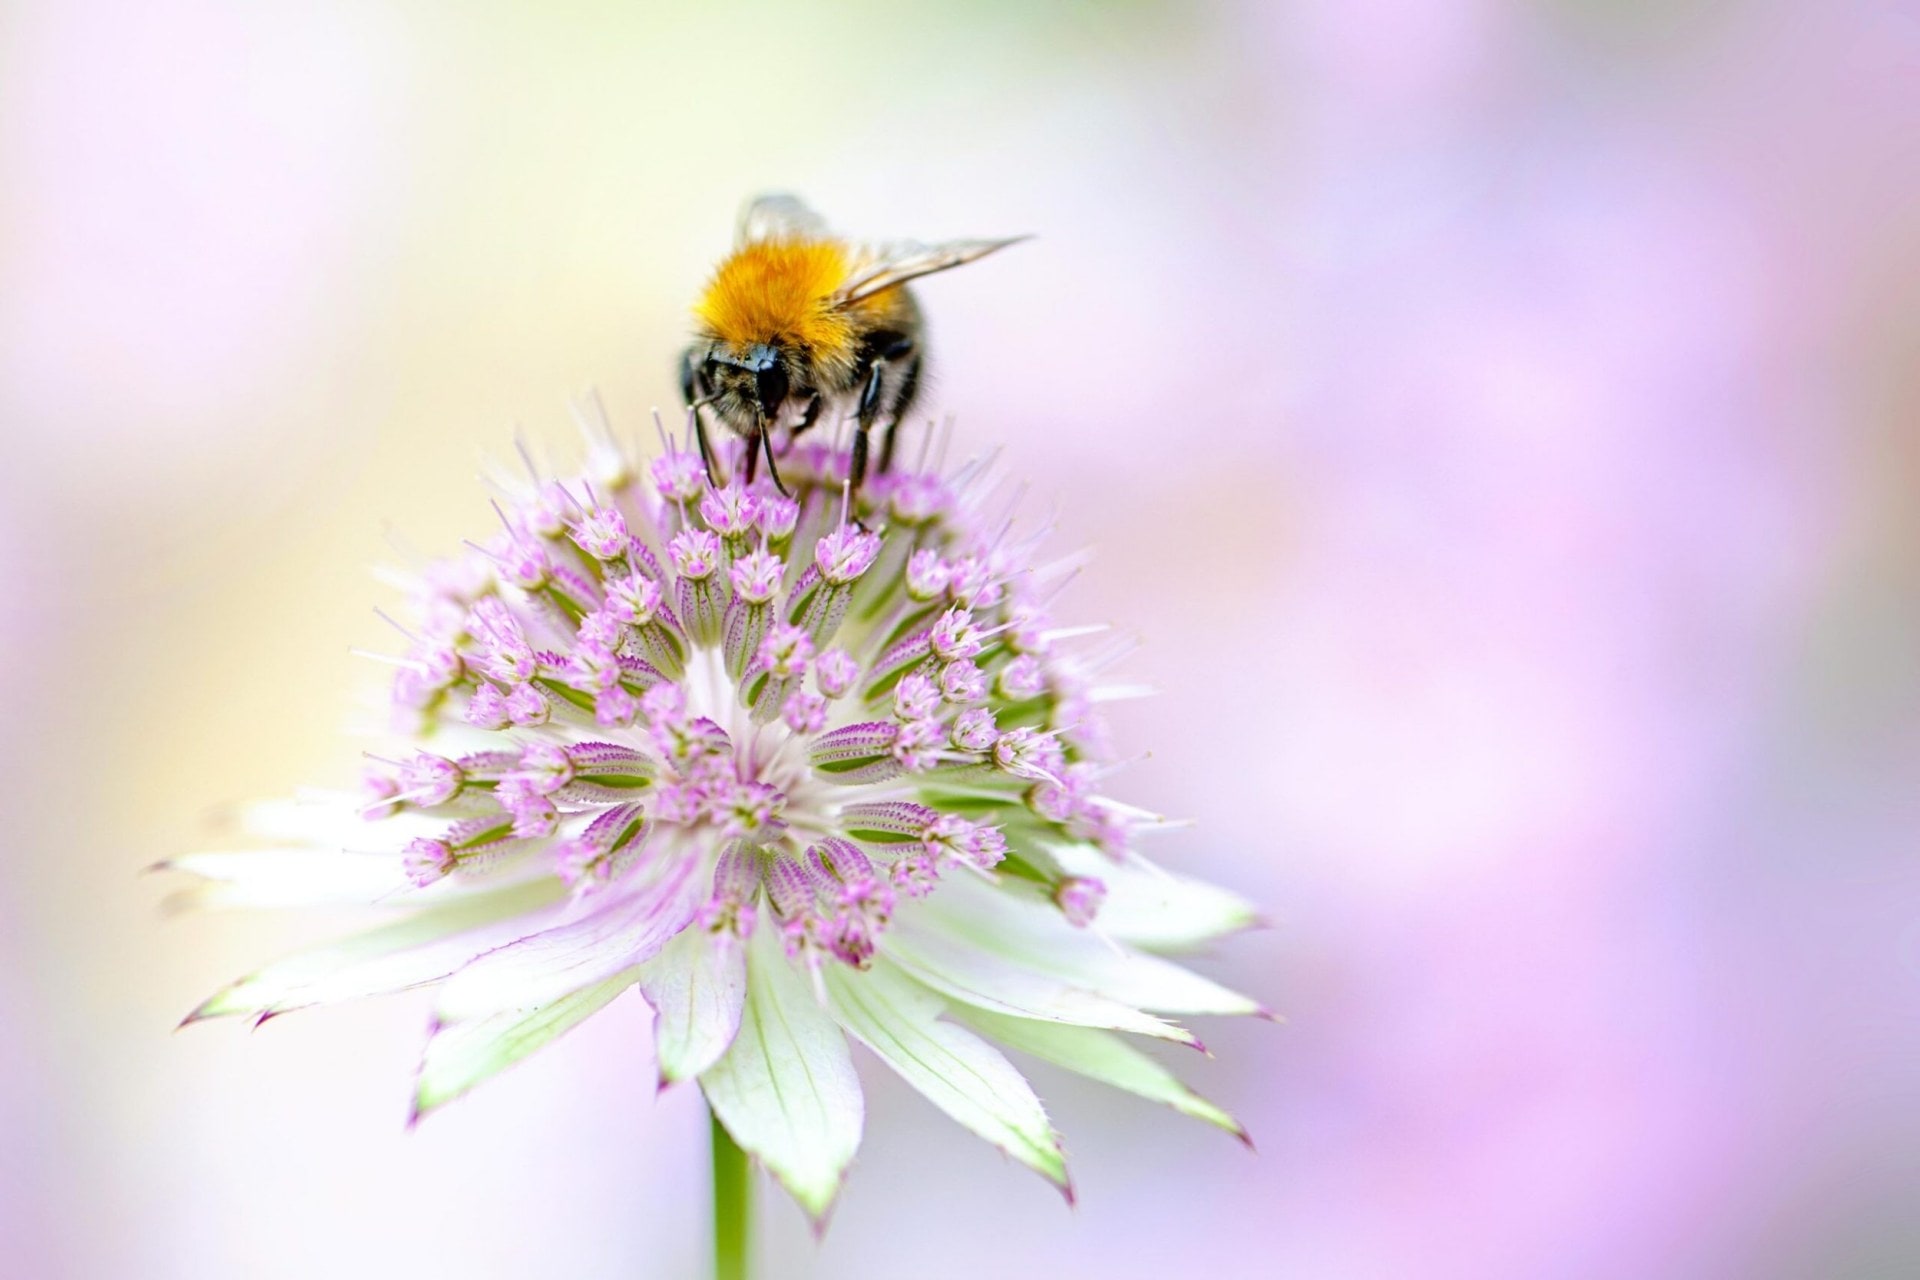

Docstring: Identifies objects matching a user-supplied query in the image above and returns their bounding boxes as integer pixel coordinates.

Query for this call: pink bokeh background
[4,2,1917,1277]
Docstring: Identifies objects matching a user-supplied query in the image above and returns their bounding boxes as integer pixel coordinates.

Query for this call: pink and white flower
[166,416,1263,1221]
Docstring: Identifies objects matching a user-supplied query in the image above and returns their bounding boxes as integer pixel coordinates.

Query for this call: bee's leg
[790,392,824,439]
[742,431,762,486]
[851,358,889,497]
[877,349,922,475]
[692,413,722,488]
[759,428,793,498]
[679,346,723,488]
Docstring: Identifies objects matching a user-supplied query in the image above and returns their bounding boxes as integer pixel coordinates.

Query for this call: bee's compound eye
[755,363,789,419]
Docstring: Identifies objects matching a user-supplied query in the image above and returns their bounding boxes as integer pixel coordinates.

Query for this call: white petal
[826,963,1069,1195]
[951,1004,1247,1141]
[1050,842,1261,951]
[413,967,641,1119]
[700,933,863,1222]
[917,875,1263,1018]
[636,926,747,1087]
[882,922,1197,1045]
[189,879,568,1020]
[434,858,700,1023]
[236,792,444,848]
[161,849,411,909]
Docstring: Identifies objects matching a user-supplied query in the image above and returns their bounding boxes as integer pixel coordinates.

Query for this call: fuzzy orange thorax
[694,240,860,360]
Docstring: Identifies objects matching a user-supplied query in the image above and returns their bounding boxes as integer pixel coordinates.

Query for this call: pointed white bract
[884,921,1204,1046]
[416,967,642,1118]
[700,932,863,1221]
[169,416,1264,1218]
[951,1006,1247,1141]
[638,926,747,1086]
[826,962,1068,1194]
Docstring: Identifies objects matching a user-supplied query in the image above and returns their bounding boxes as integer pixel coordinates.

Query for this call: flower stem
[710,1106,751,1280]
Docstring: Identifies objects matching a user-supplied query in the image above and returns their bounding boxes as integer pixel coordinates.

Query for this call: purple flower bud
[889,473,948,524]
[756,493,799,540]
[891,718,944,772]
[594,685,639,727]
[814,648,859,698]
[997,654,1047,701]
[718,780,786,844]
[889,852,939,898]
[362,770,403,820]
[906,549,951,600]
[503,682,550,727]
[765,854,825,920]
[402,838,455,887]
[400,753,464,807]
[753,623,814,680]
[729,550,784,604]
[419,645,464,690]
[1006,604,1049,655]
[502,538,554,591]
[994,727,1063,781]
[669,529,722,580]
[939,659,987,705]
[522,482,572,539]
[946,556,995,608]
[651,446,705,503]
[465,682,510,730]
[569,506,630,560]
[699,485,760,538]
[640,680,686,726]
[698,841,762,937]
[814,525,882,584]
[950,707,1000,752]
[604,572,663,626]
[1053,876,1107,927]
[929,608,983,661]
[892,672,941,721]
[514,742,575,794]
[782,690,827,734]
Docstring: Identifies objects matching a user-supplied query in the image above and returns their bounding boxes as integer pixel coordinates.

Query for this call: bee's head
[701,342,790,432]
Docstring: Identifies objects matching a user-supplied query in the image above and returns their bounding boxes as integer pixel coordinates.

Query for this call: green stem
[710,1106,751,1280]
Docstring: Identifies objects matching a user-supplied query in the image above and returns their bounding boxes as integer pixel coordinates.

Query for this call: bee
[680,194,1024,498]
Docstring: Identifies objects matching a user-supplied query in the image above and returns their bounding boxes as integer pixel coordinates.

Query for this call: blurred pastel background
[4,1,1917,1277]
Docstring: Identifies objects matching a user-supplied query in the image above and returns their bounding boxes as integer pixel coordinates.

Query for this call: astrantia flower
[167,409,1264,1220]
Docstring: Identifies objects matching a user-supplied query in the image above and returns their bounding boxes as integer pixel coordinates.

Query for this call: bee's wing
[737,193,833,245]
[834,235,1030,306]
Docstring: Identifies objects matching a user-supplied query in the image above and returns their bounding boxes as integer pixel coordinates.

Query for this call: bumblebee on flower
[170,203,1268,1264]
